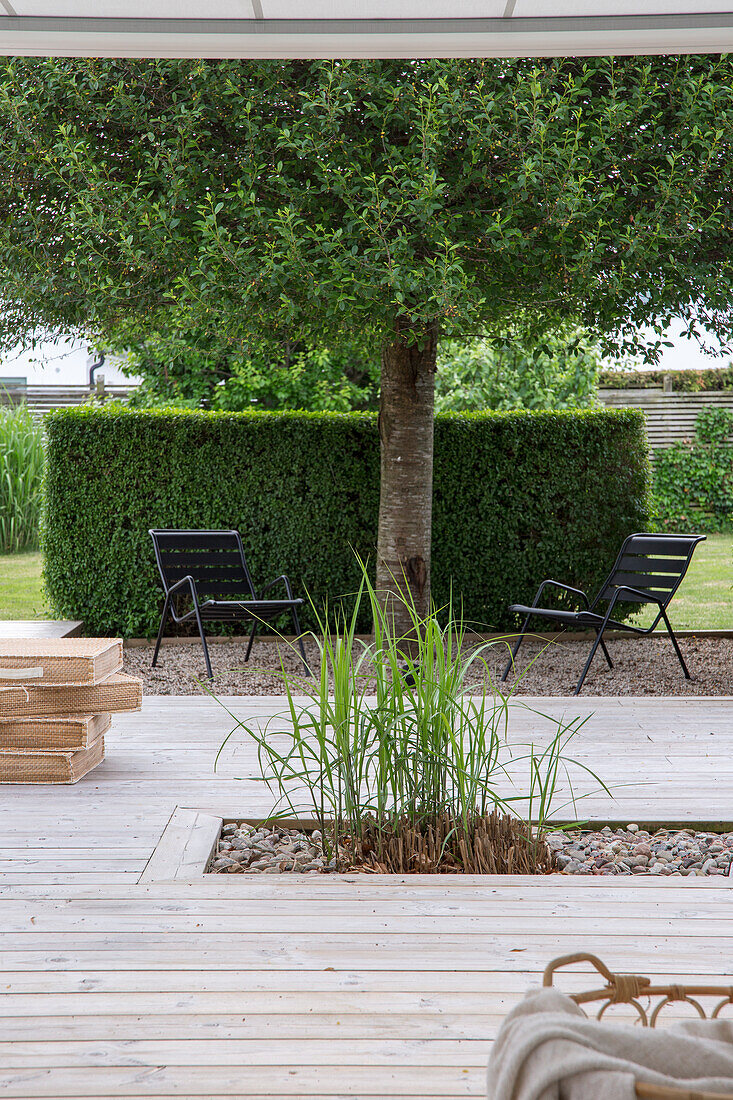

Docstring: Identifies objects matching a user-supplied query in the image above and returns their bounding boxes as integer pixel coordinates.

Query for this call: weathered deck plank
[2,695,733,1099]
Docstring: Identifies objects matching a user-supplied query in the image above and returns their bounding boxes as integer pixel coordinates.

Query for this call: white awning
[1,3,733,57]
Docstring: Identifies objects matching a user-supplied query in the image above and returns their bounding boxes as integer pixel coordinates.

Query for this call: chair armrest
[260,573,296,600]
[163,574,204,606]
[533,579,590,610]
[608,584,663,608]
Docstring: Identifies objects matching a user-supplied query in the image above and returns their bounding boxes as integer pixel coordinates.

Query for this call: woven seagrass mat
[0,638,122,685]
[0,673,142,718]
[0,734,105,783]
[0,713,111,751]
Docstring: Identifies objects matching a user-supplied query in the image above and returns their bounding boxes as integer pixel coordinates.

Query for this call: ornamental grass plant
[215,568,608,874]
[0,402,44,552]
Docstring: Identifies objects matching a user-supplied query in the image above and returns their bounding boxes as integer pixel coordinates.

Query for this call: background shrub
[651,408,733,533]
[435,333,601,412]
[43,406,650,636]
[600,364,733,391]
[0,402,44,552]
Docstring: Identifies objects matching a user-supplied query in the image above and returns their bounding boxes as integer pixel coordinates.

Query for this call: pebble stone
[124,635,733,698]
[209,822,733,877]
[548,825,733,877]
[210,822,333,874]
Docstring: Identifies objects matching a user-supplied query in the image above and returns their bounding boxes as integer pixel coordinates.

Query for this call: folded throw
[487,986,733,1100]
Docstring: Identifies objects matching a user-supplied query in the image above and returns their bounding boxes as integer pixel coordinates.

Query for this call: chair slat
[198,607,251,621]
[163,565,246,585]
[198,603,295,620]
[153,531,239,551]
[599,588,654,603]
[159,551,243,569]
[193,582,257,597]
[608,571,679,591]
[624,535,700,556]
[619,554,686,574]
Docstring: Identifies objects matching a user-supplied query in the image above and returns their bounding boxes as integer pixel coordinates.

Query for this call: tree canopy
[3,56,733,619]
[2,57,733,358]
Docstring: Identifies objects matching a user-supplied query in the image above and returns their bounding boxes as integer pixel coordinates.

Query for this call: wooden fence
[0,384,131,417]
[3,382,731,447]
[598,388,733,449]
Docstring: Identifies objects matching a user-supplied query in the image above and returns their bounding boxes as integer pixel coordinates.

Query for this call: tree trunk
[376,326,438,632]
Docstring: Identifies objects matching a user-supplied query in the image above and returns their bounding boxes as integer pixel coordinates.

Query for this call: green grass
[0,537,730,629]
[0,551,49,619]
[635,533,733,632]
[0,403,44,553]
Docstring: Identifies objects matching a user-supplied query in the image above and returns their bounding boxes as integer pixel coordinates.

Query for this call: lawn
[0,551,49,619]
[0,539,730,629]
[648,532,733,632]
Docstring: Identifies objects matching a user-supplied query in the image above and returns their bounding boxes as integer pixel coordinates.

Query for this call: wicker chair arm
[637,1084,733,1100]
[543,955,733,1099]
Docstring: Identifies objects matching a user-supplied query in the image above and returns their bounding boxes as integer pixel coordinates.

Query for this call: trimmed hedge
[651,408,733,533]
[42,406,650,636]
[600,365,733,391]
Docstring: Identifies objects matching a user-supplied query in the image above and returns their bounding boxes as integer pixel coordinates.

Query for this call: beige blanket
[487,987,733,1100]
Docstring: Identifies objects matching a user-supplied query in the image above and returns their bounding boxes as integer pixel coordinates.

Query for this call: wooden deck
[0,620,82,639]
[2,694,733,1098]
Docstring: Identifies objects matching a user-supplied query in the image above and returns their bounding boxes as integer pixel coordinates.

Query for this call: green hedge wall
[600,365,733,391]
[42,406,650,636]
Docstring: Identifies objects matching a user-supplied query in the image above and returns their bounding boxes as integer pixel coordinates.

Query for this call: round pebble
[546,827,733,877]
[209,823,341,874]
[209,823,733,877]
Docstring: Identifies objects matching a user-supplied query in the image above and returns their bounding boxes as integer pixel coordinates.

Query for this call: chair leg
[152,597,170,668]
[660,608,690,679]
[599,636,614,670]
[501,615,532,682]
[292,607,311,676]
[244,620,258,663]
[193,606,213,680]
[574,628,608,695]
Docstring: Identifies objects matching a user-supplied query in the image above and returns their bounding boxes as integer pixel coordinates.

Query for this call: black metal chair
[501,532,705,695]
[149,529,310,679]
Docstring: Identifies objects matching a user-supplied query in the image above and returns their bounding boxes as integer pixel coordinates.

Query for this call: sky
[614,323,732,373]
[0,338,138,386]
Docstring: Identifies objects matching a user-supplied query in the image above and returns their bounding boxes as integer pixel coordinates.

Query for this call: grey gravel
[550,825,733,876]
[210,822,332,874]
[208,822,733,876]
[125,635,733,697]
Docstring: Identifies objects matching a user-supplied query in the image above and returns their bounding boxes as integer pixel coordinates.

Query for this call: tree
[2,57,733,627]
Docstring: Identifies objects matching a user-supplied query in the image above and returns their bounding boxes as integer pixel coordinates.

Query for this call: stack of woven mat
[0,639,142,783]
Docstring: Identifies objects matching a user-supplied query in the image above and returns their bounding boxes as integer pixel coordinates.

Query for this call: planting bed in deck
[208,822,733,878]
[141,809,733,883]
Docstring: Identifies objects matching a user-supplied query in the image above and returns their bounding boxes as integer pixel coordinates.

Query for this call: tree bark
[376,326,438,632]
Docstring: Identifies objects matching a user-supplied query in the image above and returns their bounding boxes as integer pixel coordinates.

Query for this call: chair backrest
[597,532,705,608]
[149,530,257,601]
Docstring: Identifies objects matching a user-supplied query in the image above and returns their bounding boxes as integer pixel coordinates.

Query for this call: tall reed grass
[215,566,608,873]
[0,402,44,553]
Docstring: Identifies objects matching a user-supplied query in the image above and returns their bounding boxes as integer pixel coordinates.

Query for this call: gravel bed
[209,821,733,876]
[125,634,733,696]
[211,822,336,874]
[548,824,733,876]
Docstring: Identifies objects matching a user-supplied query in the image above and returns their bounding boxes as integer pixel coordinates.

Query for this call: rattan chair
[543,953,733,1100]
